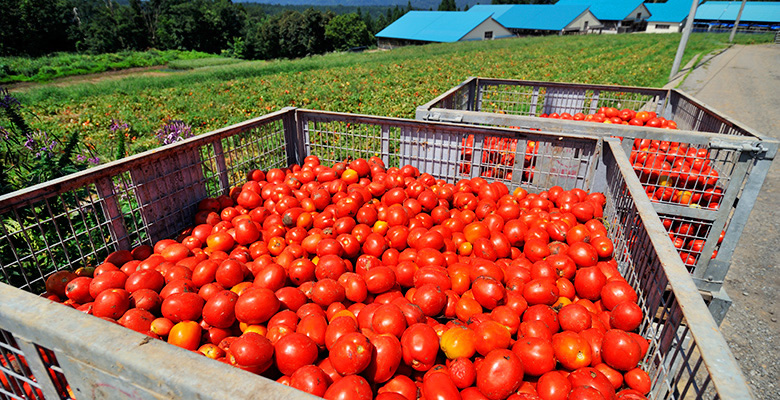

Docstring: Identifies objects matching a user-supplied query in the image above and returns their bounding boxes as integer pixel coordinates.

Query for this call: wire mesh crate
[416,77,778,293]
[0,108,750,399]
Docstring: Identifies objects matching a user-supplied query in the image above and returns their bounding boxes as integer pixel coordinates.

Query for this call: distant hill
[234,0,485,9]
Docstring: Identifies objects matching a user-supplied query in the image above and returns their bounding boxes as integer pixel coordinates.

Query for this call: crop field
[10,32,774,163]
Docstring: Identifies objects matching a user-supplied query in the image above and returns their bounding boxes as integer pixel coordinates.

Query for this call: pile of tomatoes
[459,106,724,271]
[43,156,654,400]
[539,108,678,130]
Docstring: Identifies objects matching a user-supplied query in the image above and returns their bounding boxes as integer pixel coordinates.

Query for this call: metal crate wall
[417,77,778,293]
[0,109,750,399]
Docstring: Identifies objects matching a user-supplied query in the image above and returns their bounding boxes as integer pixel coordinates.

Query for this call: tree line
[0,0,414,59]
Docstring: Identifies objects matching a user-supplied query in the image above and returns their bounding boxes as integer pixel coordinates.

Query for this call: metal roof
[375,11,499,42]
[469,4,593,31]
[646,0,701,23]
[555,0,646,21]
[695,1,780,23]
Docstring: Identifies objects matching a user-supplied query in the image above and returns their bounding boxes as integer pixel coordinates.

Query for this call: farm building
[694,1,780,32]
[556,0,650,32]
[467,4,602,35]
[376,11,514,49]
[645,0,701,33]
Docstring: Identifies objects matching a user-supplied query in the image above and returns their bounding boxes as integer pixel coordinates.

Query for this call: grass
[0,50,218,84]
[8,32,774,162]
[167,57,247,70]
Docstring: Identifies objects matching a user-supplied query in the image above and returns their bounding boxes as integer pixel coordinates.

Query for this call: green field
[0,50,219,84]
[10,33,774,163]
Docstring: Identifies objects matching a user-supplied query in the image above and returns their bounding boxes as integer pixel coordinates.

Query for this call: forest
[0,0,415,59]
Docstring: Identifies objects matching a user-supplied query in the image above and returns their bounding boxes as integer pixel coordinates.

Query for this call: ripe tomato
[274,332,319,376]
[552,331,592,370]
[234,287,280,324]
[401,323,439,371]
[168,320,202,351]
[601,329,643,371]
[440,325,477,359]
[202,290,238,328]
[512,337,555,376]
[290,365,330,397]
[330,332,373,375]
[324,374,373,400]
[536,371,572,400]
[477,349,524,400]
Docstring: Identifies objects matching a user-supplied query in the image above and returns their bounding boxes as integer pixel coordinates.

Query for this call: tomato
[167,321,202,351]
[448,357,477,389]
[512,337,555,376]
[567,367,616,400]
[609,301,643,332]
[130,288,162,312]
[474,320,512,356]
[125,270,165,294]
[440,325,477,359]
[230,332,274,372]
[472,276,507,310]
[594,363,623,390]
[568,242,598,268]
[92,289,130,319]
[537,371,572,400]
[413,283,447,317]
[574,267,607,301]
[234,287,280,324]
[523,278,559,306]
[89,270,128,299]
[623,368,651,395]
[65,276,94,304]
[552,331,592,370]
[477,349,524,400]
[274,332,319,376]
[324,374,373,400]
[601,330,643,371]
[363,334,402,384]
[372,303,408,338]
[379,375,418,400]
[161,292,204,323]
[46,270,78,298]
[422,365,463,400]
[600,281,637,311]
[202,290,238,328]
[290,365,330,396]
[330,332,373,375]
[401,323,439,371]
[558,303,592,333]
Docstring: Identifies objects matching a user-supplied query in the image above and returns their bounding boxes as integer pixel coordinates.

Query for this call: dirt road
[680,44,780,399]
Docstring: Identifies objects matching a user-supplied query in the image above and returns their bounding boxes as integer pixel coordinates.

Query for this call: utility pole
[669,0,700,81]
[729,0,748,43]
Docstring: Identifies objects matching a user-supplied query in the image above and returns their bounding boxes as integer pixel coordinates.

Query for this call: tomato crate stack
[0,108,751,399]
[417,77,778,299]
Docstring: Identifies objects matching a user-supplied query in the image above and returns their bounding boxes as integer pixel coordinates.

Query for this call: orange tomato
[168,321,202,350]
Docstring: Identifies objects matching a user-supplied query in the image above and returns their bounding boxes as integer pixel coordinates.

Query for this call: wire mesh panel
[418,77,778,293]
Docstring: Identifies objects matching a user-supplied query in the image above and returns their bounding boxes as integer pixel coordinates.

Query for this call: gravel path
[679,43,780,399]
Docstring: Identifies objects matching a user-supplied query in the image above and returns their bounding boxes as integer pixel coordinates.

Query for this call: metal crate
[0,108,750,399]
[416,77,778,293]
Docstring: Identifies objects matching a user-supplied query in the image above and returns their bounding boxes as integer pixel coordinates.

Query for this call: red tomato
[201,290,238,328]
[536,371,572,400]
[234,287,280,324]
[324,374,373,400]
[274,332,319,376]
[512,337,555,376]
[602,329,643,371]
[401,323,439,371]
[330,332,373,376]
[477,349,524,400]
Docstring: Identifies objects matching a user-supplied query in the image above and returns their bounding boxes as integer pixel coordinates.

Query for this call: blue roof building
[468,4,602,33]
[646,0,701,33]
[376,11,514,49]
[695,1,780,25]
[555,0,650,31]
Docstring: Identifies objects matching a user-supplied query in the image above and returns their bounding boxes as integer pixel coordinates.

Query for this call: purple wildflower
[109,119,130,132]
[0,125,9,140]
[24,130,58,159]
[88,156,100,165]
[0,88,21,110]
[76,154,86,162]
[155,119,193,145]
